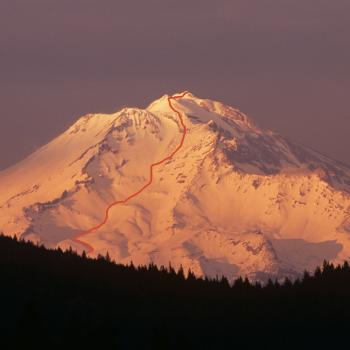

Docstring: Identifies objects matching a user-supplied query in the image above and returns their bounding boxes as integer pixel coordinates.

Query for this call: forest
[0,233,349,349]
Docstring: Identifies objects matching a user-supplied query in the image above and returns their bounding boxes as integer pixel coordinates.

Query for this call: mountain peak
[147,91,257,131]
[1,91,350,282]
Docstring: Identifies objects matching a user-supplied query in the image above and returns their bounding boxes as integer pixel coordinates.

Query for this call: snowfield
[0,92,349,281]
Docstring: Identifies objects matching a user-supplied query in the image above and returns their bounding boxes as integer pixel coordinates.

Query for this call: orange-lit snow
[0,92,349,281]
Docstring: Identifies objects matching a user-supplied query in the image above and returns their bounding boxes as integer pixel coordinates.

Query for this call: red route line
[72,91,189,254]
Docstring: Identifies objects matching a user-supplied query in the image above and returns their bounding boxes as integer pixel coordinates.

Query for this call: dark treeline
[0,233,349,349]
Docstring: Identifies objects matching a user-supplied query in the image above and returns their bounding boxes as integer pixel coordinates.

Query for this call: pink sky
[0,0,349,169]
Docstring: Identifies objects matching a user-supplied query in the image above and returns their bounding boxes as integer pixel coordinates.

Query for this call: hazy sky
[0,0,349,170]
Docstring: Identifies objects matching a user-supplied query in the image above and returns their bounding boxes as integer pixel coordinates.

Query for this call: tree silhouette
[0,233,349,348]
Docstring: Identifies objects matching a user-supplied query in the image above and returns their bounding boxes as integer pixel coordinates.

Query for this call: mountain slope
[1,92,350,281]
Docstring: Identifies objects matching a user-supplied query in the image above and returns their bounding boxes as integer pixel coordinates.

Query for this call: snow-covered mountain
[1,92,350,281]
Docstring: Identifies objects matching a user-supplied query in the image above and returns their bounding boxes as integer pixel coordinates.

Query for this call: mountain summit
[1,92,349,281]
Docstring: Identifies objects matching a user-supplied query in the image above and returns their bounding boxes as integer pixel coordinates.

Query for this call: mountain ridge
[0,91,349,281]
[73,91,189,254]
